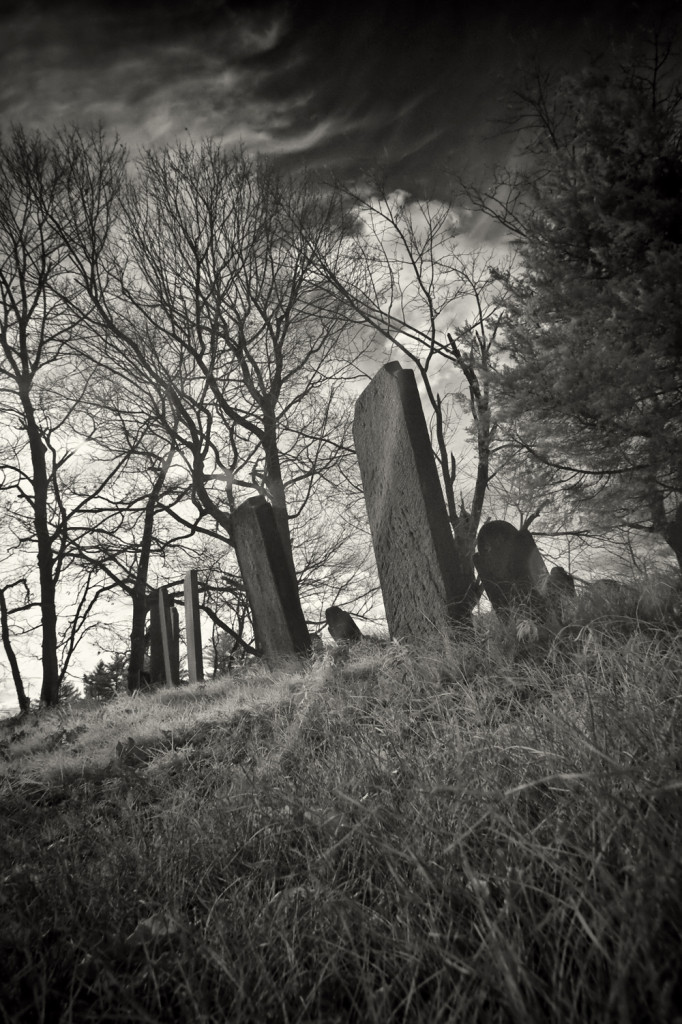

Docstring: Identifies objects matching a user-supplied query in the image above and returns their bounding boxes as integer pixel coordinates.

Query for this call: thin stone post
[171,605,180,684]
[232,495,311,660]
[353,361,470,638]
[184,569,204,684]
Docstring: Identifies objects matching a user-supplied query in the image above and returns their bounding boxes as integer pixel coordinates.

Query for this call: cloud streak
[0,0,675,196]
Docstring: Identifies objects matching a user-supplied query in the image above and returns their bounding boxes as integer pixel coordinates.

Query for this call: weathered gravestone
[326,606,363,644]
[184,569,204,684]
[353,362,470,637]
[547,565,576,598]
[474,521,549,618]
[232,495,311,660]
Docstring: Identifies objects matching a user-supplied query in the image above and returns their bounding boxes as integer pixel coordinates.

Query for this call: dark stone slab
[548,566,576,597]
[326,606,363,644]
[232,495,311,660]
[353,362,470,638]
[474,520,548,616]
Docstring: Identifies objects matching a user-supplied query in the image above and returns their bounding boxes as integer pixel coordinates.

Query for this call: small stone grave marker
[325,606,363,644]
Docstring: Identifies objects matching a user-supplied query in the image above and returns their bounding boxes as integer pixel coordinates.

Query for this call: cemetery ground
[1,621,681,1024]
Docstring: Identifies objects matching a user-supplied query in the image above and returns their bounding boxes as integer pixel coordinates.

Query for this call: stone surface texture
[353,362,470,637]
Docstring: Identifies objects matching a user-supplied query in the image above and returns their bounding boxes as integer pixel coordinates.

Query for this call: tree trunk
[127,448,176,692]
[128,586,150,692]
[21,397,60,706]
[261,420,297,583]
[452,523,479,618]
[0,590,31,713]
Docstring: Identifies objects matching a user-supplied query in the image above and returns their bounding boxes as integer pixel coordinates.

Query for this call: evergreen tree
[469,35,682,569]
[82,653,127,701]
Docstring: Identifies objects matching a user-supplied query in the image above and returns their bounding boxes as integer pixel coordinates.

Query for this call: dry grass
[1,626,680,1023]
[0,661,325,786]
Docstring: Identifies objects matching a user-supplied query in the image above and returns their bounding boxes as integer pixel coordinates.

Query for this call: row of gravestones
[143,571,204,686]
[144,362,571,684]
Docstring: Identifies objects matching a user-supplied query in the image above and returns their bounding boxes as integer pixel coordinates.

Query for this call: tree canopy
[469,35,682,569]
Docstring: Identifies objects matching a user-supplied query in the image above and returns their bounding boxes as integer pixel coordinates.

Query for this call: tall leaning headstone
[232,495,311,660]
[353,362,470,637]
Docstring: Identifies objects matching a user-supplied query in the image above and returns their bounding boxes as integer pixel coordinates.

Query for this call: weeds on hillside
[0,626,680,1023]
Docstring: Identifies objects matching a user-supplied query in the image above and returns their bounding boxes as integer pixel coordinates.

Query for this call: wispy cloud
[0,1,661,197]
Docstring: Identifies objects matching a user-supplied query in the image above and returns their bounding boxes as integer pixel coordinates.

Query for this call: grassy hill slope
[1,626,681,1023]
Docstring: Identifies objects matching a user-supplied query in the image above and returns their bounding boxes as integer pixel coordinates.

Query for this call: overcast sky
[0,0,675,197]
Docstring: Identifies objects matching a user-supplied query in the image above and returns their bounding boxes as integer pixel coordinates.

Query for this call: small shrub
[82,653,127,702]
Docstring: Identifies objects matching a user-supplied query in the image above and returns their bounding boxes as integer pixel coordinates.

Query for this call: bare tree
[0,570,32,711]
[52,134,373,648]
[67,388,185,690]
[0,127,130,705]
